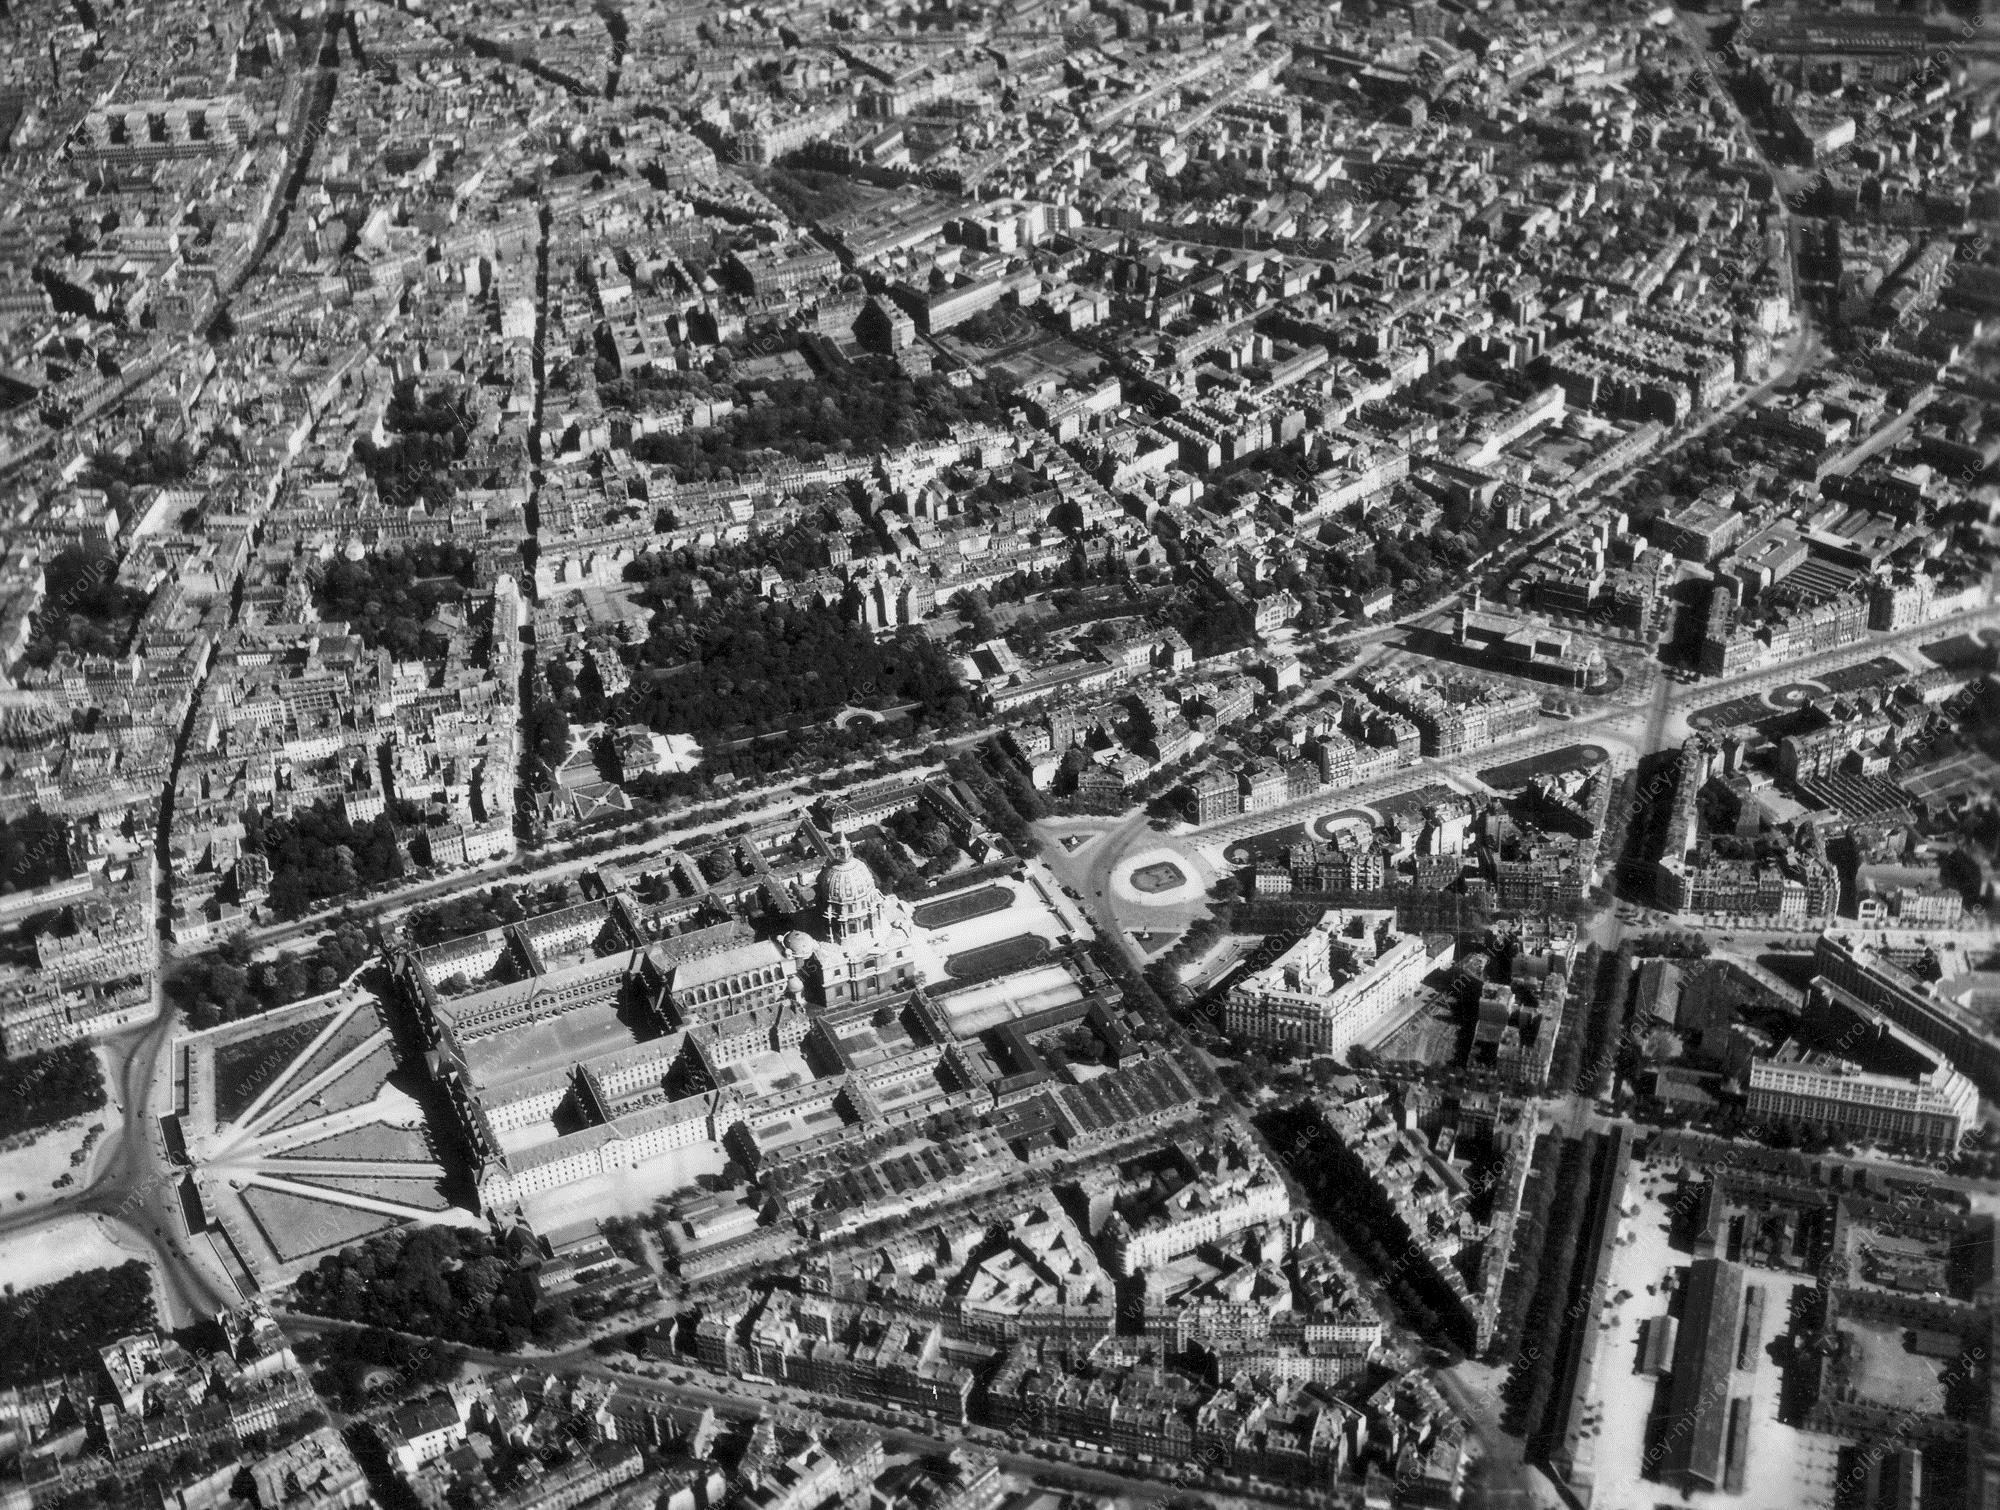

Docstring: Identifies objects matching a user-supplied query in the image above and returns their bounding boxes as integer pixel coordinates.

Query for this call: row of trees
[1628,931,1712,959]
[1498,1134,1592,1437]
[1145,917,1227,1009]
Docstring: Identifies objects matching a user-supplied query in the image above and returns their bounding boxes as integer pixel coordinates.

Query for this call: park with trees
[0,1261,154,1386]
[0,1040,107,1139]
[624,593,962,745]
[351,380,477,513]
[629,356,1009,481]
[293,1226,569,1351]
[16,546,154,670]
[311,541,479,661]
[166,923,376,1030]
[245,800,414,921]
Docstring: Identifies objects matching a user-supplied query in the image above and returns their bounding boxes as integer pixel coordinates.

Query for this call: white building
[1224,908,1429,1057]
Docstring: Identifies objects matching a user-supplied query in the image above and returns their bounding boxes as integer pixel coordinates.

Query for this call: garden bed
[276,1121,435,1164]
[263,1008,381,1113]
[283,1172,455,1212]
[271,1041,397,1130]
[912,885,1013,930]
[241,1185,402,1263]
[213,1016,334,1124]
[943,934,1050,980]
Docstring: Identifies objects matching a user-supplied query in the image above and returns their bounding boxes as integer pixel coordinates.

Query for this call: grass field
[213,1016,334,1124]
[277,1120,436,1164]
[944,934,1051,980]
[912,885,1013,931]
[271,1042,399,1130]
[1130,861,1188,894]
[283,1172,456,1211]
[264,1009,380,1112]
[241,1185,401,1262]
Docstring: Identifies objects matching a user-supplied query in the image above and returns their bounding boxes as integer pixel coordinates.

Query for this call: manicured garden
[285,1172,455,1212]
[271,1041,397,1129]
[263,1008,381,1113]
[912,884,1012,930]
[279,1120,435,1164]
[213,1015,334,1124]
[242,1184,402,1263]
[943,934,1050,979]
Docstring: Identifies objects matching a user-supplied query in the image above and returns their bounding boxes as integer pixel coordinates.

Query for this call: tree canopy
[631,357,1009,481]
[16,548,153,669]
[247,802,411,921]
[628,598,961,742]
[0,1041,106,1140]
[166,925,374,1030]
[0,1262,154,1386]
[312,542,478,660]
[293,1227,566,1351]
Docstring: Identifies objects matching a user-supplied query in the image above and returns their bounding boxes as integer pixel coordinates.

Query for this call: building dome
[819,839,885,944]
[781,929,818,958]
[820,847,880,911]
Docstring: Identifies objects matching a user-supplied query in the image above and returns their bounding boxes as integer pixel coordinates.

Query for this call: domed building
[819,839,887,945]
[791,838,928,1004]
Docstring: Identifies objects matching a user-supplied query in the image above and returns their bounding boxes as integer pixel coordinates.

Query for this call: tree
[16,549,153,670]
[0,1262,154,1385]
[0,1043,107,1139]
[527,699,571,776]
[249,801,407,921]
[312,541,477,659]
